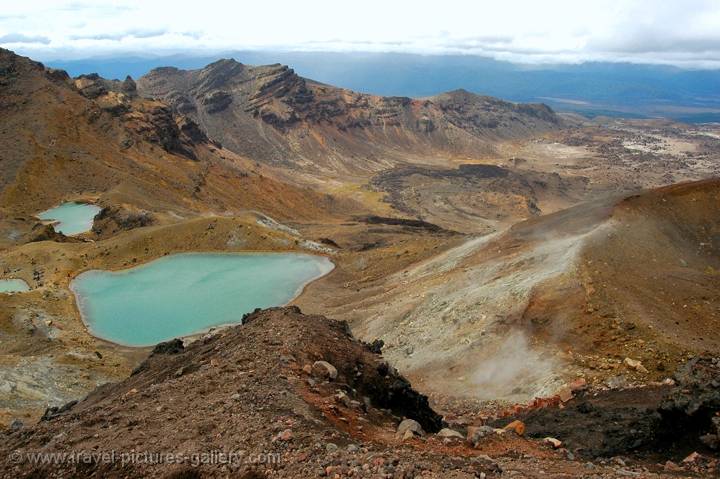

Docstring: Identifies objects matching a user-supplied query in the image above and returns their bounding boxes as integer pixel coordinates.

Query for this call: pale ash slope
[136,59,561,174]
[298,179,720,402]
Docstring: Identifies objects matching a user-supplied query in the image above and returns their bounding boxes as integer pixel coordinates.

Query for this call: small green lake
[0,279,30,293]
[38,202,102,235]
[71,253,333,346]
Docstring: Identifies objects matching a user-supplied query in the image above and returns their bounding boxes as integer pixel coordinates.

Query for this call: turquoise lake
[71,253,334,346]
[38,202,102,235]
[0,279,30,293]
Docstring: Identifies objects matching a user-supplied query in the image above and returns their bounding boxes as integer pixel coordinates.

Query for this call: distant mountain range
[0,48,558,217]
[46,51,720,123]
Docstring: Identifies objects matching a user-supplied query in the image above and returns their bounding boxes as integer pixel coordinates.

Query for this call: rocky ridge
[137,59,562,172]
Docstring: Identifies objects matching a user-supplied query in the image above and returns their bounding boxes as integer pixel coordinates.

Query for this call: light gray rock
[467,425,495,446]
[334,391,352,408]
[397,418,424,437]
[437,428,464,439]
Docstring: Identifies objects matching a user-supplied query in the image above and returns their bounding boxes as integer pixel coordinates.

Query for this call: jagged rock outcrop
[63,70,212,160]
[73,73,109,99]
[91,205,154,238]
[27,223,81,243]
[202,89,232,113]
[120,75,136,94]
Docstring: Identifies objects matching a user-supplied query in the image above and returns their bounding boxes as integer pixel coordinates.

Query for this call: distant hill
[47,51,720,123]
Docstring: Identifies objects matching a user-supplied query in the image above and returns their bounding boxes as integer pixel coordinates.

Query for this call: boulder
[397,418,424,437]
[334,391,352,408]
[557,385,574,403]
[569,377,588,392]
[437,428,464,440]
[503,420,526,436]
[41,400,78,421]
[467,425,495,446]
[151,338,184,356]
[543,437,563,449]
[311,360,338,380]
[624,357,648,374]
[366,339,384,354]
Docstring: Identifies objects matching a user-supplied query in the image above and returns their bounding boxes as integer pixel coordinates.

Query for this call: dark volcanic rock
[365,339,384,354]
[499,355,720,459]
[151,338,185,356]
[28,223,81,243]
[201,90,232,113]
[177,116,209,143]
[124,103,204,160]
[362,365,444,433]
[74,73,107,99]
[361,215,450,233]
[91,205,154,238]
[45,68,70,83]
[40,400,78,422]
[455,163,509,178]
[121,75,137,94]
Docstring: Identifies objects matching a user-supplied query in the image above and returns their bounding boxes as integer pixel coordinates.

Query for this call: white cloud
[0,33,50,45]
[1,0,719,68]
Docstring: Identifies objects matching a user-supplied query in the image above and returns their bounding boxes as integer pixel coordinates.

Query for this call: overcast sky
[1,0,719,68]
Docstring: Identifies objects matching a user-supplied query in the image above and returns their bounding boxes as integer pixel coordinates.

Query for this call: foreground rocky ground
[1,308,718,478]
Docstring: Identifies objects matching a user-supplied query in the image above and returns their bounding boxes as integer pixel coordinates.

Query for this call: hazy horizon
[36,49,720,123]
[2,0,720,69]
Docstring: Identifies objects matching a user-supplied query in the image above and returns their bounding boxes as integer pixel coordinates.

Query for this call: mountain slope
[0,49,355,236]
[137,59,561,174]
